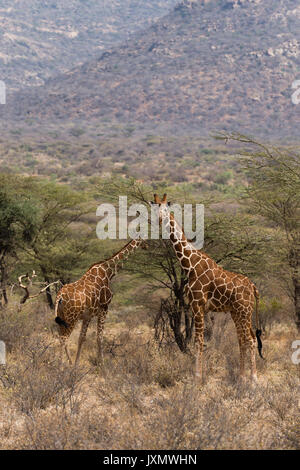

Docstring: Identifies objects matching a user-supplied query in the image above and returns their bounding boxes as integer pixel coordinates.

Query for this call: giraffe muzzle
[55,316,69,328]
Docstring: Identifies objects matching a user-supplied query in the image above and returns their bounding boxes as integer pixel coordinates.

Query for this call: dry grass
[0,301,299,450]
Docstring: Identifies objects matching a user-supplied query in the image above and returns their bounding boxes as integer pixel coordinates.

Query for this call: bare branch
[18,271,61,305]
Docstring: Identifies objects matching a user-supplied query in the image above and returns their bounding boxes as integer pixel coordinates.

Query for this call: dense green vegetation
[0,135,299,334]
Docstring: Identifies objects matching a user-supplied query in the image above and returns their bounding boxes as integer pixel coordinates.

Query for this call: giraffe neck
[164,212,217,274]
[102,239,142,280]
[163,212,195,270]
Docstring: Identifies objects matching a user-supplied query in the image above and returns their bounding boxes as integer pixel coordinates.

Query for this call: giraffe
[151,194,263,383]
[54,238,146,367]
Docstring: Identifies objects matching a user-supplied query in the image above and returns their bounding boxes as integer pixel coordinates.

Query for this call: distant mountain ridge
[1,0,300,138]
[0,0,178,91]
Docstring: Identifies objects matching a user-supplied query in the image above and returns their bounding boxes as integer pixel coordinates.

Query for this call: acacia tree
[18,178,92,308]
[0,175,38,306]
[217,133,300,330]
[0,176,93,308]
[134,211,268,352]
[94,176,269,351]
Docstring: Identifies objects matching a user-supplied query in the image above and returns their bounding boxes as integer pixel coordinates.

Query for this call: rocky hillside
[2,0,300,138]
[0,0,178,90]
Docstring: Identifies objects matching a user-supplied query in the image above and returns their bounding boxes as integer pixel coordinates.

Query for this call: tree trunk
[0,264,8,307]
[45,284,54,309]
[289,245,300,332]
[40,267,54,309]
[184,307,194,344]
[293,276,300,332]
[170,300,187,353]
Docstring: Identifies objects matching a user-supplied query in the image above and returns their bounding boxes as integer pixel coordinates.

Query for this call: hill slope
[0,0,178,91]
[2,0,300,137]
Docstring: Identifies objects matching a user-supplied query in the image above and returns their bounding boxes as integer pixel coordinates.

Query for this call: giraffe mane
[87,239,139,270]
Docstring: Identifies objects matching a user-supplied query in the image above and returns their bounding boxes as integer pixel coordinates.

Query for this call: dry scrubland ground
[0,299,299,450]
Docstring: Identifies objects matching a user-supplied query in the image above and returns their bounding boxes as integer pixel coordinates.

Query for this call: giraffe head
[140,239,149,250]
[151,193,171,224]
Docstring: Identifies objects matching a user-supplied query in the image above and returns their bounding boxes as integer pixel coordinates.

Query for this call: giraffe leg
[75,318,90,366]
[59,335,72,365]
[231,312,246,381]
[232,310,258,382]
[248,327,258,383]
[239,342,247,382]
[64,343,72,365]
[239,308,258,382]
[192,302,205,384]
[204,309,214,342]
[96,309,107,370]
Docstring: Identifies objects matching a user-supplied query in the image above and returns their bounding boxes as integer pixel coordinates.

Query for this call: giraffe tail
[253,286,264,359]
[55,316,69,328]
